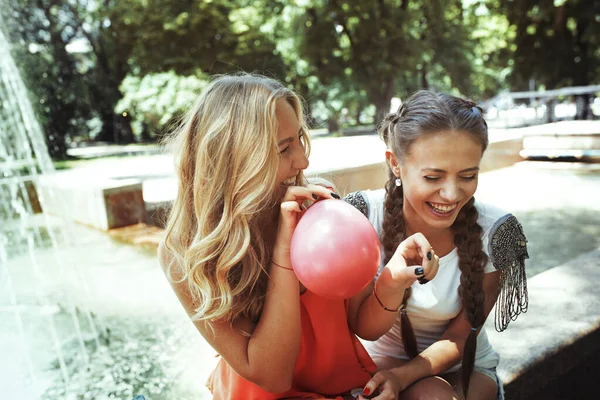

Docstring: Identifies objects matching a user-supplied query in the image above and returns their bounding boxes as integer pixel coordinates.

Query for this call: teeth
[428,202,458,213]
[282,176,297,186]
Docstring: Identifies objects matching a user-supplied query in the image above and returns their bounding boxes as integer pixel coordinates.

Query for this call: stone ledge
[107,223,164,249]
[38,176,146,230]
[304,137,524,198]
[486,248,600,400]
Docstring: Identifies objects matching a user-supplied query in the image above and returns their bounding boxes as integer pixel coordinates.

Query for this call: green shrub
[116,71,209,141]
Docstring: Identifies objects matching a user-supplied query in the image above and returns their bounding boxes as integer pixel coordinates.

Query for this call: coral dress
[207,290,377,399]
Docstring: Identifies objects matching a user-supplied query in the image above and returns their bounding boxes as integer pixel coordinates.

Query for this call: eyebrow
[422,167,480,173]
[278,128,303,147]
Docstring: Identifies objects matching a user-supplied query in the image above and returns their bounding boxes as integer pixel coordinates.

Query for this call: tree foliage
[116,71,209,141]
[1,0,96,159]
[3,0,595,160]
[278,0,478,122]
[495,0,600,89]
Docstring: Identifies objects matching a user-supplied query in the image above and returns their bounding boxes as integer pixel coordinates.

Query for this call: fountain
[0,23,100,399]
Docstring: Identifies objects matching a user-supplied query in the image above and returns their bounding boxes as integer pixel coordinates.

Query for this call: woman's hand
[357,370,404,400]
[379,233,440,291]
[273,184,339,262]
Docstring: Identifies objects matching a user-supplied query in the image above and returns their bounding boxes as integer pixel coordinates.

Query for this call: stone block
[480,138,524,172]
[308,162,388,197]
[38,175,145,230]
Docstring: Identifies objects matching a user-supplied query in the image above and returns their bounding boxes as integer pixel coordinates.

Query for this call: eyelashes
[279,133,305,155]
[423,175,477,182]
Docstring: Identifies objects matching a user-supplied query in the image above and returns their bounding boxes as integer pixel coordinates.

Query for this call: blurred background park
[1,0,599,399]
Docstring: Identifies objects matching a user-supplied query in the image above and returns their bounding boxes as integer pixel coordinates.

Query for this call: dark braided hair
[378,90,489,397]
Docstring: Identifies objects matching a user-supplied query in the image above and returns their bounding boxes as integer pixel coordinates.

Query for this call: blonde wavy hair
[162,73,311,328]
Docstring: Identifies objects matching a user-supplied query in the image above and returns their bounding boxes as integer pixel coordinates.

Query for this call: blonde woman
[159,74,439,400]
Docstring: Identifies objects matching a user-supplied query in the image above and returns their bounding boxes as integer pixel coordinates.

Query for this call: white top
[361,189,506,372]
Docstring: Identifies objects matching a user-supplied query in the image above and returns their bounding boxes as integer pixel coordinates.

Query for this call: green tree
[497,0,600,90]
[115,71,209,141]
[283,0,478,124]
[3,0,291,156]
[1,0,95,159]
[464,1,516,99]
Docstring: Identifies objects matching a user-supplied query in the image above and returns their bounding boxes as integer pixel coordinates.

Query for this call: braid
[381,171,419,359]
[382,171,405,264]
[451,197,488,397]
[377,112,401,144]
[378,90,491,379]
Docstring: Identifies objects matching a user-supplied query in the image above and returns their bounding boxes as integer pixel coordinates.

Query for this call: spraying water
[0,21,99,400]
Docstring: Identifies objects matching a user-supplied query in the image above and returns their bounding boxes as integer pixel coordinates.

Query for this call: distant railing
[482,85,600,129]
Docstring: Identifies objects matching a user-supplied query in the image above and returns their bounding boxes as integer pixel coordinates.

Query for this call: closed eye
[461,174,478,180]
[424,176,440,181]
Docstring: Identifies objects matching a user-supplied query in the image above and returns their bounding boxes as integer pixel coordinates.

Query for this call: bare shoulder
[157,240,254,346]
[158,240,176,273]
[157,240,194,313]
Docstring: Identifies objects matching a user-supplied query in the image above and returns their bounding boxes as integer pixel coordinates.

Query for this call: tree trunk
[95,110,135,144]
[327,115,340,133]
[374,76,396,124]
[114,113,135,143]
[355,107,362,125]
[421,63,429,89]
[46,132,70,160]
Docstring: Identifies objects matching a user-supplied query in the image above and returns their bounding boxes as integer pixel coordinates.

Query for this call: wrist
[377,267,411,292]
[390,364,419,392]
[272,244,291,264]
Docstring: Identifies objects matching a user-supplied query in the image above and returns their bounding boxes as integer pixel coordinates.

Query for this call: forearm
[354,268,407,340]
[389,339,463,389]
[246,263,302,390]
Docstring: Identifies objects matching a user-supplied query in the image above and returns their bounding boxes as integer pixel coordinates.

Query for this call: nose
[439,180,461,202]
[294,150,309,171]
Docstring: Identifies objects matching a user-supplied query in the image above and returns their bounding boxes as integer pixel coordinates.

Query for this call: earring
[395,178,402,187]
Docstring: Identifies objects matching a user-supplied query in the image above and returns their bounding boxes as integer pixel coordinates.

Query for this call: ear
[385,149,401,178]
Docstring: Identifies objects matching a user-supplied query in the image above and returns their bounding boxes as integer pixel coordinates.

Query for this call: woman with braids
[158,74,440,400]
[346,90,529,400]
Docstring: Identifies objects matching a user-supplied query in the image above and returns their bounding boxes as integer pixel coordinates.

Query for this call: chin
[427,217,457,230]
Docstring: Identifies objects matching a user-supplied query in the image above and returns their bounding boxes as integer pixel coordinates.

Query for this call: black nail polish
[418,277,429,285]
[427,251,432,261]
[415,267,424,276]
[331,192,340,199]
[312,194,318,200]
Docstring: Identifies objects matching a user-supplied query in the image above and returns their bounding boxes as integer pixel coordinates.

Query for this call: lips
[282,176,297,186]
[426,201,459,215]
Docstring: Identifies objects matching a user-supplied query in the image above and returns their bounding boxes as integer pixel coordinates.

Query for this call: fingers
[387,233,441,287]
[280,183,339,204]
[274,185,340,255]
[419,249,439,284]
[368,383,396,400]
[360,372,387,399]
[397,232,432,262]
[306,183,340,200]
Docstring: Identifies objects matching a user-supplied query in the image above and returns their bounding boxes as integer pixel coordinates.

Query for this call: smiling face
[275,98,309,192]
[388,130,484,232]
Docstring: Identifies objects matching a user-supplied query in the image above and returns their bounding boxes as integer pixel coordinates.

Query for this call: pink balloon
[290,199,381,299]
